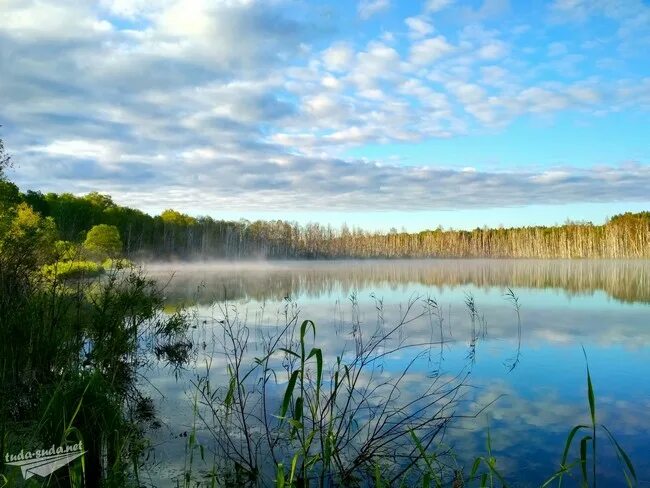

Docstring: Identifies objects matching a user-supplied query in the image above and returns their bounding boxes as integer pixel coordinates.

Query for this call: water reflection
[142,260,650,487]
[147,259,650,305]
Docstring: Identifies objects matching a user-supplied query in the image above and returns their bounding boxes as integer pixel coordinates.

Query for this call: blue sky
[1,0,649,231]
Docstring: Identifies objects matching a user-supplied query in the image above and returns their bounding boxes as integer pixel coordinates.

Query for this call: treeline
[3,182,650,259]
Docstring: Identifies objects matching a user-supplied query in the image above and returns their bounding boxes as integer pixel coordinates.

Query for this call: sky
[1,0,649,231]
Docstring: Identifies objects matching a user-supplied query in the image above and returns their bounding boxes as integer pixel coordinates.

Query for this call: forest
[2,178,649,260]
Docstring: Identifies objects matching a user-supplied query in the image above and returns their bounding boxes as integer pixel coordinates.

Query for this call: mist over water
[145,258,650,305]
[142,259,650,487]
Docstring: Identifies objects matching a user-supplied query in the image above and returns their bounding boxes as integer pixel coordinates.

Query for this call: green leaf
[540,461,579,488]
[224,375,236,410]
[276,463,285,488]
[293,396,303,423]
[470,457,482,478]
[307,347,323,394]
[582,347,596,427]
[602,425,637,485]
[300,320,316,343]
[374,464,384,488]
[289,453,299,484]
[422,472,432,488]
[580,435,593,487]
[280,370,301,419]
[280,348,300,359]
[560,425,588,468]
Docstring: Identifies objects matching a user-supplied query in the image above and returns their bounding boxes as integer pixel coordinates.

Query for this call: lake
[141,259,650,487]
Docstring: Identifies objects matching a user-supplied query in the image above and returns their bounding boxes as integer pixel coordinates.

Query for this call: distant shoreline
[12,188,650,260]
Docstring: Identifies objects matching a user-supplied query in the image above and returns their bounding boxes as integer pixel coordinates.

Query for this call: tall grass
[541,349,637,488]
[179,293,519,487]
[176,294,637,488]
[0,257,191,486]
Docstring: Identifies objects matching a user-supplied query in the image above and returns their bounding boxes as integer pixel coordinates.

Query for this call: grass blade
[280,370,300,419]
[602,425,637,486]
[579,435,592,487]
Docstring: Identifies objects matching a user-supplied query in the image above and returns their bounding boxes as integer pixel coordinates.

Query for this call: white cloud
[33,139,116,161]
[358,88,385,100]
[448,82,487,105]
[530,170,571,184]
[425,0,453,13]
[477,40,509,60]
[1,0,648,216]
[517,87,570,113]
[2,1,111,41]
[410,36,454,65]
[305,94,340,117]
[358,0,390,20]
[480,66,509,87]
[567,86,601,104]
[348,41,402,89]
[460,0,511,22]
[321,75,343,90]
[405,16,434,38]
[322,43,355,72]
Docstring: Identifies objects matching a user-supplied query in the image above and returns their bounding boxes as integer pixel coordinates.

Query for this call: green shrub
[54,240,81,261]
[101,257,133,270]
[84,224,122,258]
[41,260,104,280]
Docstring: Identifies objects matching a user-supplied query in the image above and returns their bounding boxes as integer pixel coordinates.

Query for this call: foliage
[0,203,57,269]
[84,223,123,258]
[0,143,192,486]
[14,188,650,259]
[541,350,637,488]
[54,239,81,261]
[1,255,191,486]
[185,297,475,487]
[180,306,637,488]
[160,208,197,226]
[40,260,104,279]
[101,257,134,269]
[0,180,20,212]
[0,130,10,176]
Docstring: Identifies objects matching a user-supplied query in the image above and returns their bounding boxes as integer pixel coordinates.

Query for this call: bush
[101,257,133,270]
[84,224,122,258]
[41,260,104,280]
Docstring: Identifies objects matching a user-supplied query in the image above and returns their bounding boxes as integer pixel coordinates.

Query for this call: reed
[177,295,637,488]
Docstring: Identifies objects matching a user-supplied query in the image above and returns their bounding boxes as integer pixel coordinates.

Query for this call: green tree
[23,189,49,216]
[84,224,123,258]
[0,179,20,212]
[0,134,19,212]
[0,131,10,177]
[0,203,58,272]
[160,208,197,226]
[84,191,115,210]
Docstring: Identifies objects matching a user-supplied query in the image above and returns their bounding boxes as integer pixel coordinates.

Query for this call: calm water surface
[142,260,650,487]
